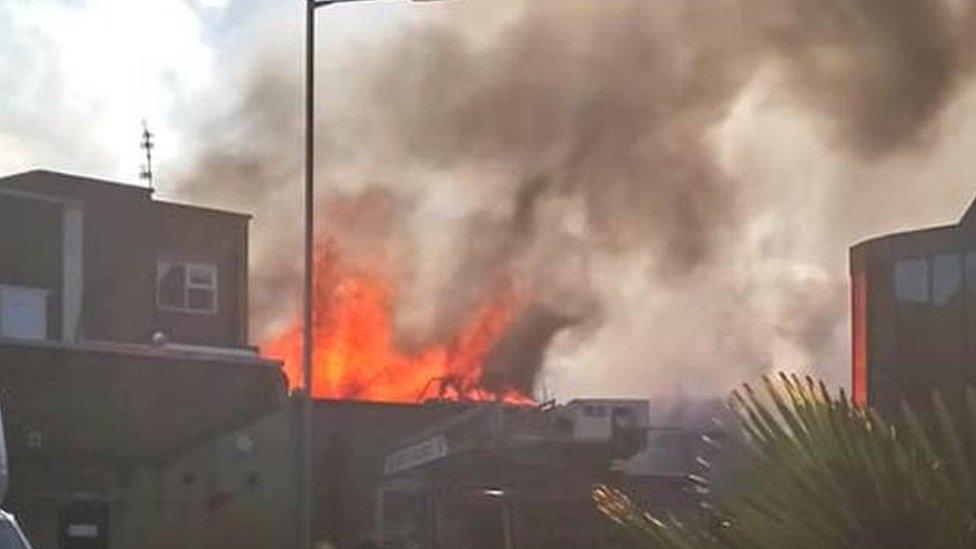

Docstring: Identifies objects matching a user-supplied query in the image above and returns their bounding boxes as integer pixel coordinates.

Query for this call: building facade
[0,170,286,548]
[850,197,976,415]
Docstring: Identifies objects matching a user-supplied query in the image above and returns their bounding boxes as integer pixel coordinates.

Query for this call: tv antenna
[139,119,155,193]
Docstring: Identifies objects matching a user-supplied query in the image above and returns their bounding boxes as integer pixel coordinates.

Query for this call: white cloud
[0,0,219,183]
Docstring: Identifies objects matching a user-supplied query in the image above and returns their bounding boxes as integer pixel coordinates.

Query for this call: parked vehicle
[0,406,32,549]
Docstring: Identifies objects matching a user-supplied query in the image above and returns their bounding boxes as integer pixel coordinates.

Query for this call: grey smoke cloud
[174,0,976,398]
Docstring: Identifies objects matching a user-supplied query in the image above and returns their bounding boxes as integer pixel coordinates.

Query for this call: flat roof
[850,222,957,253]
[0,169,150,195]
[153,198,252,220]
[0,337,278,368]
[0,169,252,220]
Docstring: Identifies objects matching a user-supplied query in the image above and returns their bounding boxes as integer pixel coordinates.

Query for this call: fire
[262,245,534,405]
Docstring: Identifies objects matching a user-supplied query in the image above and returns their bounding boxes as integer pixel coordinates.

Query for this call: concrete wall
[114,407,297,549]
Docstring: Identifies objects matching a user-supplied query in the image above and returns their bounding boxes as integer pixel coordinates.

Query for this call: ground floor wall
[8,407,298,549]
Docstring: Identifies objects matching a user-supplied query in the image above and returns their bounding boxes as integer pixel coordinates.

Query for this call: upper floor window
[583,405,608,418]
[156,261,217,314]
[895,253,972,306]
[894,258,928,303]
[932,253,962,306]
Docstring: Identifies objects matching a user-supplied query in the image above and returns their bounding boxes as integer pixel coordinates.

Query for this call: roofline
[566,398,649,405]
[311,398,479,411]
[850,222,958,253]
[0,169,253,219]
[154,198,252,220]
[0,169,152,194]
[0,336,281,368]
[0,185,84,206]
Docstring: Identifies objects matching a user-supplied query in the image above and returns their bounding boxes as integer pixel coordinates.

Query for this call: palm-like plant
[595,373,976,548]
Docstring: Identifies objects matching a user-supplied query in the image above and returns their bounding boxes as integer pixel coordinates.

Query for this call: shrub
[595,373,976,549]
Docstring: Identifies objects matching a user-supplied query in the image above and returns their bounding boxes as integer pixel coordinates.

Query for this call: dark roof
[961,194,976,226]
[0,169,251,219]
[0,169,151,198]
[850,222,957,252]
[154,198,252,220]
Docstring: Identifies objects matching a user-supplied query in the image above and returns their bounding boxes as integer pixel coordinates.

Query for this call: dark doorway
[58,502,108,549]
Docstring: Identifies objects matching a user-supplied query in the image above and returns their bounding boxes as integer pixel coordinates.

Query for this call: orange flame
[262,245,534,405]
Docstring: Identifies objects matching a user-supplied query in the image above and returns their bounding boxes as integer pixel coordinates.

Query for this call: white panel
[62,204,84,342]
[0,287,48,340]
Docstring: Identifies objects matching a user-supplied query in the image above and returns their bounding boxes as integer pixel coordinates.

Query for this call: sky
[7,0,976,401]
[0,0,437,186]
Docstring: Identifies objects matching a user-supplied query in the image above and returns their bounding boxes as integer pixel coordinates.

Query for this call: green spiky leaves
[595,373,976,549]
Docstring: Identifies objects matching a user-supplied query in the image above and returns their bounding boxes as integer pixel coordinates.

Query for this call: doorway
[58,502,108,549]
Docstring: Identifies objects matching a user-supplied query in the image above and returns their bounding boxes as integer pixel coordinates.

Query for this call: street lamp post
[301,1,447,548]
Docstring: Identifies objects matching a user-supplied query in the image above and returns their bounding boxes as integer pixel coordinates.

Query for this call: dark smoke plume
[174,0,976,398]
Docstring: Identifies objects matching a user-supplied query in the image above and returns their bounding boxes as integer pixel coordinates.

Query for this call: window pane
[188,265,215,287]
[0,287,48,340]
[933,253,962,306]
[187,288,214,312]
[158,263,186,308]
[894,258,928,303]
[965,252,976,293]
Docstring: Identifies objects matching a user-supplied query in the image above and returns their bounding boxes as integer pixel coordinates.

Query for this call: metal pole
[302,0,316,547]
[301,3,444,547]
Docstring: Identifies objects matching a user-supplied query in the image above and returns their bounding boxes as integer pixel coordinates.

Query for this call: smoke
[174,0,976,399]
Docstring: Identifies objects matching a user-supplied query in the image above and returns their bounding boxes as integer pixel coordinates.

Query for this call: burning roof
[262,242,534,405]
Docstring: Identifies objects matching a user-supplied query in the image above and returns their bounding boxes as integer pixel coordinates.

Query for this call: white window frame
[156,260,218,315]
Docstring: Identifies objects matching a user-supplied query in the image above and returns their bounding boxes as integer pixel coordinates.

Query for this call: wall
[852,224,976,415]
[0,171,251,348]
[151,203,249,348]
[81,192,156,344]
[113,407,298,549]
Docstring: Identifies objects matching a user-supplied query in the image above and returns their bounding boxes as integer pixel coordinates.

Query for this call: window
[156,260,217,313]
[852,270,868,406]
[894,258,928,303]
[0,286,48,340]
[583,405,607,417]
[932,253,962,306]
[965,252,976,293]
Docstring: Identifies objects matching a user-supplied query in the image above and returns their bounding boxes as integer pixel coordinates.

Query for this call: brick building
[0,170,286,548]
